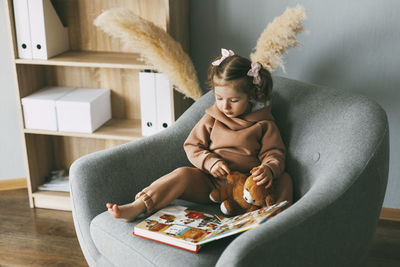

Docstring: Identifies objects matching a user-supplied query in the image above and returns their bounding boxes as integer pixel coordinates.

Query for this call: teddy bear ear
[226,172,236,182]
[250,175,258,185]
[230,172,247,182]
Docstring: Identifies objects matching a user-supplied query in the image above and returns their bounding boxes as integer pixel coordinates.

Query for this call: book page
[197,201,288,245]
[134,205,225,244]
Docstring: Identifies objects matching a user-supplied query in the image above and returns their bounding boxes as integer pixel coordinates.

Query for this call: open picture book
[133,200,288,253]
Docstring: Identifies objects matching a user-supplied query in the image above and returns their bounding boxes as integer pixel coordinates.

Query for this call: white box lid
[21,86,74,105]
[56,88,110,104]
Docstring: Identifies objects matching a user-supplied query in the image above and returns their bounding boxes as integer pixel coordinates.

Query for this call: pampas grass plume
[250,5,307,72]
[94,8,202,100]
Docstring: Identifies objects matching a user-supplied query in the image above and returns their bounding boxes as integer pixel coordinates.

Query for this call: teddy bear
[209,171,275,216]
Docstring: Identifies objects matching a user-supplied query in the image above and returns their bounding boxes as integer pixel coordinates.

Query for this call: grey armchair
[70,76,389,267]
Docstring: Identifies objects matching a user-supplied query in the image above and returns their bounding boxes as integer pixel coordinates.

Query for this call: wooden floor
[0,189,399,266]
[364,219,400,267]
[0,189,87,266]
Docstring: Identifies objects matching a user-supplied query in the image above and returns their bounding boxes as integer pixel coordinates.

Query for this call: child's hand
[210,161,231,178]
[251,165,273,188]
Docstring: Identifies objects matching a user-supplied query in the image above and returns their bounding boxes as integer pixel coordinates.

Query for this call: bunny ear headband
[212,48,262,85]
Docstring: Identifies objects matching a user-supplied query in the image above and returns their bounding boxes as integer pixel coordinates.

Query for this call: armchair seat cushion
[90,200,232,266]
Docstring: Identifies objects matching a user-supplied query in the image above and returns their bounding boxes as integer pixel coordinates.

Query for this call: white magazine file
[27,0,69,59]
[13,0,33,59]
[139,72,158,136]
[155,73,175,132]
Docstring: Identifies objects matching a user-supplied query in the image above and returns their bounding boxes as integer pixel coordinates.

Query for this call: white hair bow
[212,48,235,66]
[247,62,262,85]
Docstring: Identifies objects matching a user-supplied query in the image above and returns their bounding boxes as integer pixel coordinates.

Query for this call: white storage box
[55,88,111,133]
[21,86,73,131]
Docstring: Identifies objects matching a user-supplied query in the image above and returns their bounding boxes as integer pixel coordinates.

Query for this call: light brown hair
[207,55,273,101]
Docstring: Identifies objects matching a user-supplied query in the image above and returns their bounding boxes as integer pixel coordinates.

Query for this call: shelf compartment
[7,0,172,56]
[24,118,142,141]
[16,64,143,120]
[25,133,127,189]
[26,133,129,210]
[15,51,154,70]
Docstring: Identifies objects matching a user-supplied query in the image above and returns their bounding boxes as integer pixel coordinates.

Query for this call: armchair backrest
[176,76,389,203]
[271,76,389,201]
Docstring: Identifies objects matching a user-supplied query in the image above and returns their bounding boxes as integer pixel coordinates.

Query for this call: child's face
[214,81,250,118]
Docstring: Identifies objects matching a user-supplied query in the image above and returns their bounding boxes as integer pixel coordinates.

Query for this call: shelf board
[15,51,154,70]
[32,191,71,211]
[24,118,143,141]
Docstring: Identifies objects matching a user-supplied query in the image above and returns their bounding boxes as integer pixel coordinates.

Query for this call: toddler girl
[107,49,293,221]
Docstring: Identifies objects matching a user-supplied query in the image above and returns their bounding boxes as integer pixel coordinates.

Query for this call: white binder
[27,0,69,59]
[155,73,174,132]
[13,0,33,59]
[139,72,158,136]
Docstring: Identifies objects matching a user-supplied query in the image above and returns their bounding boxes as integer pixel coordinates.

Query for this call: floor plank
[0,189,399,266]
[365,219,400,266]
[0,189,87,267]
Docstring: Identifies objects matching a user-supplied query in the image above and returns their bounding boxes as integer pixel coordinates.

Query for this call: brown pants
[135,167,293,214]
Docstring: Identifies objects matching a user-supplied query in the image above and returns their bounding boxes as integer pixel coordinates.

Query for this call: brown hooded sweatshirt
[184,103,286,178]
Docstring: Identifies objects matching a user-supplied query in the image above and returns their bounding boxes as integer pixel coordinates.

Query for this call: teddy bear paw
[209,192,218,203]
[220,202,229,215]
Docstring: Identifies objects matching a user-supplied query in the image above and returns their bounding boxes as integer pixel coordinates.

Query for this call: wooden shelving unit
[4,0,192,211]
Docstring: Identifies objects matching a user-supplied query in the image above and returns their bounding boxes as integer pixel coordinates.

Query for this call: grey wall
[190,0,399,209]
[0,3,25,181]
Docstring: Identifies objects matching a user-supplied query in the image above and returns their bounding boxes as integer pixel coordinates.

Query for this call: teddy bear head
[243,175,269,207]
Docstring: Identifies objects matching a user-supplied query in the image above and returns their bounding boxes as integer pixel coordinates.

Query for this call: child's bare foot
[106,200,146,222]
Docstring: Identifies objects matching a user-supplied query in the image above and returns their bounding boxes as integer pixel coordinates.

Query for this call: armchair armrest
[69,126,190,265]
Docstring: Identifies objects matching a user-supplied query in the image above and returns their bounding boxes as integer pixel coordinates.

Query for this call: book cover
[133,201,288,253]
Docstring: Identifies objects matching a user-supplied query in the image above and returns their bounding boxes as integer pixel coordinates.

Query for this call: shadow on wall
[283,20,400,209]
[303,24,400,104]
[190,0,218,92]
